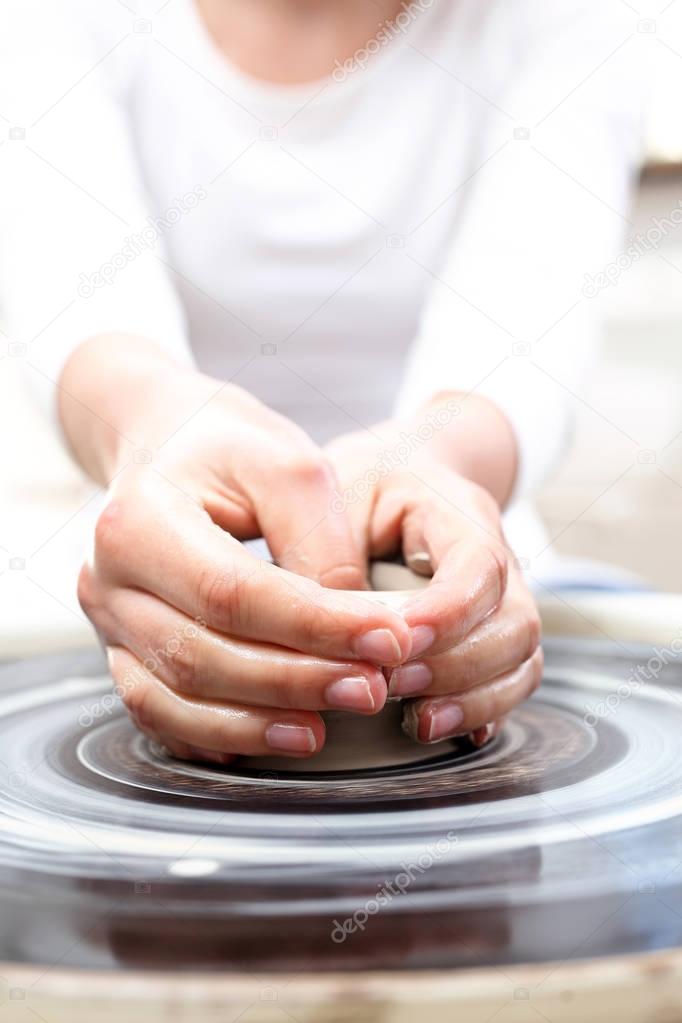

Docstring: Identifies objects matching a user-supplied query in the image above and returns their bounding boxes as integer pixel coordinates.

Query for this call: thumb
[253,452,368,590]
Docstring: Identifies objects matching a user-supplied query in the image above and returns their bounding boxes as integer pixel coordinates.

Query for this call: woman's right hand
[64,336,411,763]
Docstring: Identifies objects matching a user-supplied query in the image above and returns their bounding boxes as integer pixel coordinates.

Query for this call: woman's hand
[325,395,543,745]
[63,336,412,762]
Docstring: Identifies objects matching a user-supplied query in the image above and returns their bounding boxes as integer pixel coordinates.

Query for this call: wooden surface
[1,949,682,1022]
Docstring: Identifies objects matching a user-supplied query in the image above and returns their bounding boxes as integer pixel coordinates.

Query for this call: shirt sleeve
[0,0,194,424]
[394,0,651,500]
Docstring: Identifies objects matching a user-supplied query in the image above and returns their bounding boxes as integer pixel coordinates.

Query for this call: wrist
[59,334,206,482]
[379,391,519,506]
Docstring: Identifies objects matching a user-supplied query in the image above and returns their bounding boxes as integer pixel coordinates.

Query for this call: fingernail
[388,662,432,699]
[407,550,432,575]
[426,701,465,743]
[266,723,316,753]
[470,724,491,748]
[409,625,436,659]
[325,676,375,712]
[353,628,402,665]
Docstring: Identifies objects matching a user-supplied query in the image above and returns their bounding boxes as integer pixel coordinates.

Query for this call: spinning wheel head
[0,634,681,975]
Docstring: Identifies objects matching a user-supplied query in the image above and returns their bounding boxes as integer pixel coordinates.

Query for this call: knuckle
[167,634,202,696]
[77,562,115,636]
[265,659,318,710]
[196,568,241,631]
[122,674,155,731]
[93,500,127,565]
[94,473,166,571]
[279,448,332,488]
[270,676,300,710]
[409,489,438,516]
[275,665,333,710]
[318,561,366,591]
[304,601,345,650]
[77,563,98,618]
[481,542,508,602]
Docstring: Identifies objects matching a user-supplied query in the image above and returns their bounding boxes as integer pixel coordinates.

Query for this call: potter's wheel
[0,638,682,978]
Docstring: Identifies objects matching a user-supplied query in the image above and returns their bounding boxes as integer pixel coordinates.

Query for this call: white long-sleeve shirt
[0,0,647,507]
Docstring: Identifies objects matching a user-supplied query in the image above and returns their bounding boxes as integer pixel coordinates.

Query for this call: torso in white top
[1,0,647,506]
[128,0,517,441]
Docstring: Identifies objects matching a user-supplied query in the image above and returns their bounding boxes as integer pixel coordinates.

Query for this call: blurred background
[2,4,682,649]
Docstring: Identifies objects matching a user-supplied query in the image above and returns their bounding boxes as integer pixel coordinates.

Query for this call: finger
[382,486,509,658]
[469,718,506,748]
[405,550,433,577]
[402,647,543,744]
[106,587,388,713]
[400,540,508,658]
[129,721,237,766]
[108,647,326,758]
[386,574,541,699]
[166,741,236,765]
[336,493,372,570]
[94,483,411,664]
[251,450,368,590]
[470,724,491,748]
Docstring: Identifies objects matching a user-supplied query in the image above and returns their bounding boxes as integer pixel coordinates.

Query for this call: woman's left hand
[325,424,543,745]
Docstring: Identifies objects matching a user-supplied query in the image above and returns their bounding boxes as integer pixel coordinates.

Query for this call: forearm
[402,391,517,506]
[369,391,518,507]
[58,333,200,483]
